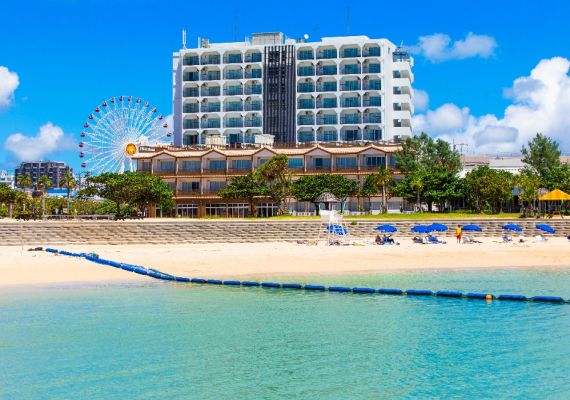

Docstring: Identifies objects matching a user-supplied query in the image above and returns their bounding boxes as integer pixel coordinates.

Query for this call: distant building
[0,170,15,189]
[459,156,526,178]
[14,161,73,189]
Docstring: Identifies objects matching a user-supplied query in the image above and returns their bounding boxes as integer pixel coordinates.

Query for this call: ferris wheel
[79,96,171,174]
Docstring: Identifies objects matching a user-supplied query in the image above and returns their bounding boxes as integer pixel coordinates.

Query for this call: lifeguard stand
[315,192,350,245]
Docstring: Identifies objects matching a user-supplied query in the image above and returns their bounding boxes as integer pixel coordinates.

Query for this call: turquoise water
[2,268,570,399]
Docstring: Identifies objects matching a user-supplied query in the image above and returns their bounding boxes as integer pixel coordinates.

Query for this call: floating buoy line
[45,249,568,304]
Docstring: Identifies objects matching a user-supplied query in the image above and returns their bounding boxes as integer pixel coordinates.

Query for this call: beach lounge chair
[502,236,513,243]
[428,237,445,244]
[468,236,482,244]
[535,235,548,243]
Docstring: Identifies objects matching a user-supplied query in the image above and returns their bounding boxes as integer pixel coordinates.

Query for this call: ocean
[2,268,570,398]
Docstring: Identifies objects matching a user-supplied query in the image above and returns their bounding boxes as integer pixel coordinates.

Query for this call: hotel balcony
[154,168,176,176]
[201,119,221,129]
[224,102,243,112]
[341,65,361,75]
[363,113,382,123]
[298,99,315,109]
[317,131,338,141]
[201,71,221,81]
[201,87,221,97]
[183,56,200,66]
[298,115,315,126]
[340,130,362,141]
[316,115,338,125]
[244,85,262,95]
[316,99,337,108]
[316,83,337,92]
[227,167,252,174]
[363,48,381,57]
[342,48,361,58]
[201,103,221,112]
[223,86,243,96]
[183,72,199,82]
[298,67,315,77]
[224,55,243,64]
[306,165,331,172]
[244,69,262,79]
[183,88,200,98]
[316,50,337,59]
[202,169,226,176]
[178,168,201,175]
[363,80,381,90]
[363,97,382,107]
[245,117,262,127]
[333,165,358,172]
[316,66,337,76]
[177,189,201,196]
[298,83,315,93]
[202,189,223,195]
[363,129,382,141]
[183,120,199,129]
[224,118,243,128]
[201,55,221,65]
[341,114,361,124]
[224,70,243,80]
[362,64,381,74]
[245,101,262,111]
[298,50,314,60]
[183,104,199,113]
[244,53,262,63]
[340,82,361,91]
[342,98,361,108]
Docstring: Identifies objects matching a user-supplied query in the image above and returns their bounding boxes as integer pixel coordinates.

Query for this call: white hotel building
[172,32,414,147]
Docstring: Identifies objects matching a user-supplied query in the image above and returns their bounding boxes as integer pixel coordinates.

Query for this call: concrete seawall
[1,219,569,246]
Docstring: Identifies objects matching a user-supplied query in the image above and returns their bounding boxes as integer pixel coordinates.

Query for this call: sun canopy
[536,224,555,234]
[411,225,430,233]
[427,223,448,232]
[375,225,397,233]
[539,189,570,201]
[502,224,522,232]
[462,224,483,232]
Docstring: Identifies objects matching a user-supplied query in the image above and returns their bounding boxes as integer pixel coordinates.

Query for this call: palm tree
[374,165,394,213]
[16,173,33,211]
[37,175,53,217]
[60,172,76,214]
[410,174,424,213]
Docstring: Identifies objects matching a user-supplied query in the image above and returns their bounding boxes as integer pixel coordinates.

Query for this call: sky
[1,0,570,173]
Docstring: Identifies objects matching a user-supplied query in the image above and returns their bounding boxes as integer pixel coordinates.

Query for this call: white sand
[2,237,569,286]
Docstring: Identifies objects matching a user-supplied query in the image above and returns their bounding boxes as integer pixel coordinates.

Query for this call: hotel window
[182,182,200,190]
[181,160,200,170]
[209,181,226,190]
[259,159,269,166]
[312,158,331,167]
[160,161,175,170]
[288,158,303,167]
[366,156,385,166]
[232,160,252,169]
[336,157,357,167]
[209,160,226,169]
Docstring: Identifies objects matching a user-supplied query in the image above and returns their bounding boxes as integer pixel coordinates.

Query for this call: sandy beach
[2,237,570,286]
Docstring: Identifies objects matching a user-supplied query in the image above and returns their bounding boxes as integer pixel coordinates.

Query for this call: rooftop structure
[0,170,15,189]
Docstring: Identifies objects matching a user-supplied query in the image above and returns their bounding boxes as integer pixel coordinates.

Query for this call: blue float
[45,248,58,253]
[466,293,494,299]
[134,268,148,275]
[190,278,206,283]
[305,285,326,291]
[206,279,223,284]
[353,287,376,293]
[148,272,161,279]
[436,291,463,298]
[532,296,564,303]
[223,280,241,285]
[378,289,403,295]
[161,276,175,281]
[498,294,527,301]
[328,286,351,292]
[262,282,280,288]
[407,290,433,296]
[282,284,303,289]
[176,277,190,282]
[242,281,260,286]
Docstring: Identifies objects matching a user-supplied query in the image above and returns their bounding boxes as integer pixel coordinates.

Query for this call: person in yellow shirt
[456,225,462,244]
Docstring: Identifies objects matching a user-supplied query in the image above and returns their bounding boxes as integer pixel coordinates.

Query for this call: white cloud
[412,89,429,112]
[0,66,19,108]
[411,33,498,63]
[412,57,570,155]
[3,122,78,161]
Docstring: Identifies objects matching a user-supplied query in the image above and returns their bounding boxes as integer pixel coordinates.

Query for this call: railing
[201,72,221,81]
[245,118,262,127]
[224,103,243,112]
[245,85,262,95]
[177,168,201,174]
[360,164,381,172]
[363,98,381,107]
[224,70,243,80]
[298,67,315,77]
[201,104,221,113]
[183,104,199,113]
[316,83,337,92]
[316,50,337,59]
[153,169,176,175]
[363,114,382,123]
[224,55,243,64]
[298,51,314,60]
[317,132,338,142]
[201,56,221,65]
[297,116,315,125]
[316,99,338,108]
[317,66,337,75]
[363,81,381,90]
[362,64,381,74]
[201,88,221,97]
[183,72,199,81]
[201,120,221,128]
[202,169,225,175]
[138,146,156,152]
[297,134,314,143]
[245,102,262,111]
[363,48,381,57]
[244,70,262,79]
[363,130,382,141]
[227,167,252,174]
[245,54,262,63]
[341,115,361,124]
[306,165,331,171]
[340,82,361,91]
[340,131,362,141]
[288,166,304,172]
[342,48,361,58]
[334,165,358,171]
[183,56,200,66]
[298,84,315,93]
[183,120,199,129]
[298,100,315,109]
[316,116,338,125]
[224,87,243,96]
[342,98,361,108]
[342,65,361,75]
[183,89,200,97]
[202,189,222,195]
[177,189,201,196]
[224,119,243,128]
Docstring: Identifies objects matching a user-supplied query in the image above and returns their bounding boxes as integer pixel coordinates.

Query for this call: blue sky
[1,0,570,172]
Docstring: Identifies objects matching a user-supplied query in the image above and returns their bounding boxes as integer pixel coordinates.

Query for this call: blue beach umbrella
[427,223,448,232]
[461,224,483,232]
[536,224,555,234]
[327,225,347,235]
[375,224,397,233]
[411,225,430,234]
[502,224,522,232]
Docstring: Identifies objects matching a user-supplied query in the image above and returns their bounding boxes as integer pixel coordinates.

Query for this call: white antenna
[182,30,187,49]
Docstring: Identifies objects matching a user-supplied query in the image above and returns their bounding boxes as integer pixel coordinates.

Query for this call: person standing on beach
[456,225,462,244]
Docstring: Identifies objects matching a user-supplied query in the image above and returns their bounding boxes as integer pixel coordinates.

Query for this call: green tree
[60,172,76,213]
[37,175,53,217]
[409,172,424,212]
[521,133,562,182]
[517,170,541,215]
[392,171,461,212]
[360,173,380,206]
[16,173,33,211]
[219,173,269,216]
[254,154,295,214]
[373,165,394,212]
[0,184,25,217]
[463,166,514,213]
[45,197,68,215]
[395,132,462,174]
[292,174,359,214]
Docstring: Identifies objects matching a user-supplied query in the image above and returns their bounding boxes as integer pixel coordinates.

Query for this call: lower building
[0,170,15,189]
[15,161,73,189]
[133,142,410,218]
